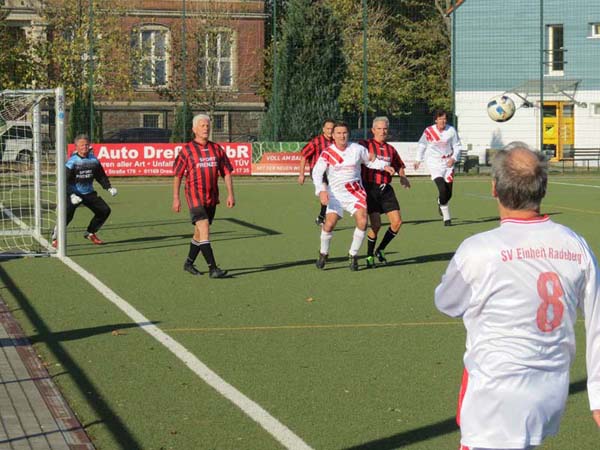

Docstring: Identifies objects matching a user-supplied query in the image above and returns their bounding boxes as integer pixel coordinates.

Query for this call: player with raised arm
[312,122,395,271]
[435,142,600,450]
[360,117,411,268]
[51,134,117,247]
[172,114,235,279]
[298,118,335,225]
[414,110,462,226]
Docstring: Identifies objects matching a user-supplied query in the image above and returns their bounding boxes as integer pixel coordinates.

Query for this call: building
[1,0,266,142]
[451,0,600,162]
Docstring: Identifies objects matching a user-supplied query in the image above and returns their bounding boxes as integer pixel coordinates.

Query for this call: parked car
[0,121,33,163]
[102,127,172,143]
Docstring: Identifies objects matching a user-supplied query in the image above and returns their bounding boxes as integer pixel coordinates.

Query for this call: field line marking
[463,193,600,215]
[163,321,462,333]
[549,181,600,189]
[59,255,313,450]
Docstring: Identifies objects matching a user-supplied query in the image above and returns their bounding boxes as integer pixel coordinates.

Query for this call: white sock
[349,227,366,256]
[320,230,333,255]
[440,204,451,221]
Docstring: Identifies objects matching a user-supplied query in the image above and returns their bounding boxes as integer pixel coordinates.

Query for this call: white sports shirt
[435,216,600,449]
[416,125,463,181]
[312,142,387,196]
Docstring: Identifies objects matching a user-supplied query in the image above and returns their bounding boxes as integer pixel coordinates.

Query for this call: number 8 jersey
[435,215,600,449]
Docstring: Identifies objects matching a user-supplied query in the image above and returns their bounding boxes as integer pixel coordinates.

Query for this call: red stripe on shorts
[456,368,469,427]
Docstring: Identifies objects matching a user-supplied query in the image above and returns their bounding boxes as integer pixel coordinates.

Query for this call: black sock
[187,239,202,264]
[367,236,377,257]
[377,228,397,252]
[319,204,327,219]
[199,241,217,269]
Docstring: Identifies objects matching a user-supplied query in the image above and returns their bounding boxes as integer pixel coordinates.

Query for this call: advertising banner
[251,151,307,176]
[67,142,253,176]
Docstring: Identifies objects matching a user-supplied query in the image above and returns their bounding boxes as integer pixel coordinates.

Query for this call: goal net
[0,88,66,257]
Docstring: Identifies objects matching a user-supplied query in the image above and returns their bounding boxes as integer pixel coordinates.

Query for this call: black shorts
[365,183,400,214]
[190,205,217,225]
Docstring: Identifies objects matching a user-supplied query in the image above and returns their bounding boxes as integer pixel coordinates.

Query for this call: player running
[360,116,411,268]
[312,122,394,271]
[298,118,335,225]
[436,142,600,450]
[414,110,462,226]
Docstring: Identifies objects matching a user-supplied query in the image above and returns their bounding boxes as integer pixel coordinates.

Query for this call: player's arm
[398,166,411,189]
[172,176,182,212]
[434,250,472,317]
[581,245,600,425]
[312,156,328,205]
[362,148,394,174]
[414,134,428,169]
[448,129,463,167]
[298,156,308,185]
[224,173,235,208]
[299,139,315,185]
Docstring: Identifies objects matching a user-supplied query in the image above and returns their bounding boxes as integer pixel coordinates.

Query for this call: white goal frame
[0,87,66,258]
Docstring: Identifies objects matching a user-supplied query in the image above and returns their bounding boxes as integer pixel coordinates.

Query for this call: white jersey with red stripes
[435,216,600,449]
[416,124,462,182]
[312,142,388,217]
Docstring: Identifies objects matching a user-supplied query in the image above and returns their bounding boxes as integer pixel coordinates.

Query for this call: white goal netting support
[0,88,66,258]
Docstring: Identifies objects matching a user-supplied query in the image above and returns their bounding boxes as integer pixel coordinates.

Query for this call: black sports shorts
[190,205,217,225]
[365,183,400,214]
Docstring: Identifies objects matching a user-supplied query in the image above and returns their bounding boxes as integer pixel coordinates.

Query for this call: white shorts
[326,181,367,218]
[426,156,455,182]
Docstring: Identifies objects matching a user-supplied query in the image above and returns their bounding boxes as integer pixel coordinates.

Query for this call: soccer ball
[487,95,516,122]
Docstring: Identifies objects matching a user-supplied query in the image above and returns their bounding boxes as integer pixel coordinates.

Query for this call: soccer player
[172,114,235,279]
[435,142,600,450]
[312,122,394,271]
[413,110,462,226]
[298,118,335,225]
[52,134,117,247]
[360,117,411,268]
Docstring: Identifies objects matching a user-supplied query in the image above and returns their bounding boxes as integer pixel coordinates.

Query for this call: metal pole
[88,0,95,141]
[362,0,368,138]
[272,0,278,140]
[33,101,42,239]
[182,0,188,142]
[451,0,457,126]
[55,87,67,258]
[540,0,544,154]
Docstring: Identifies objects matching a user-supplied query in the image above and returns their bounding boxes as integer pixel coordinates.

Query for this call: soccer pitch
[1,175,599,450]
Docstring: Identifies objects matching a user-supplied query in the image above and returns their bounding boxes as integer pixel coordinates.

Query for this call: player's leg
[83,192,111,244]
[366,212,381,268]
[316,173,329,225]
[434,177,452,226]
[348,208,368,271]
[374,186,402,263]
[316,194,341,269]
[51,195,79,247]
[192,206,227,278]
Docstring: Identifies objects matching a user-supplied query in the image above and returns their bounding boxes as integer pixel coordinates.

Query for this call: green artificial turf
[1,175,599,449]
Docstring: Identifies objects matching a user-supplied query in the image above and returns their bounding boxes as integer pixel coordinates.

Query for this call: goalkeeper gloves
[108,187,118,197]
[70,193,82,205]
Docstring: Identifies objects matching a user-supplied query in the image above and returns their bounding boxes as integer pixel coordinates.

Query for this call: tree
[261,0,345,141]
[170,105,193,143]
[68,92,102,143]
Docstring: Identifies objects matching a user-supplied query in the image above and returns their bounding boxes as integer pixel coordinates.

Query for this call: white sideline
[59,255,313,450]
[549,181,600,189]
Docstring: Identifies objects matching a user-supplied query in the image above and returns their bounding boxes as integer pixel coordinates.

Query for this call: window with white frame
[591,103,600,116]
[198,30,233,88]
[133,25,170,87]
[546,24,564,75]
[591,23,600,38]
[142,113,161,128]
[212,114,226,132]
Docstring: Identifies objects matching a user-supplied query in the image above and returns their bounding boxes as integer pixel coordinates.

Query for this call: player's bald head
[492,142,547,211]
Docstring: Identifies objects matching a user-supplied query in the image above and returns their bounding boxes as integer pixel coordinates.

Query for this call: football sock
[320,230,333,255]
[187,239,202,264]
[440,204,451,221]
[318,204,327,220]
[367,235,377,257]
[198,240,217,269]
[377,227,397,251]
[349,227,366,256]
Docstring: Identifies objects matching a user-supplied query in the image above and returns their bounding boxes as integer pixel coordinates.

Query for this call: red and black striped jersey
[359,139,405,184]
[301,134,334,170]
[173,140,233,208]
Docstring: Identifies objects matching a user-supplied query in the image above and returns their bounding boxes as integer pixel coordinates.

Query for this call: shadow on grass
[0,267,147,450]
[343,377,587,450]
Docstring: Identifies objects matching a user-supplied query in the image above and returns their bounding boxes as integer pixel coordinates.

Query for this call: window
[133,26,170,87]
[198,30,233,88]
[592,103,600,117]
[591,23,600,38]
[546,25,564,75]
[213,114,226,132]
[142,113,161,128]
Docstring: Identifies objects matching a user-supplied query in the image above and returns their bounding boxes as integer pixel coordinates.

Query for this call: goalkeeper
[52,134,117,247]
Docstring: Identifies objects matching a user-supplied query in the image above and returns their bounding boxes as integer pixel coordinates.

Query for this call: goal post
[0,87,66,258]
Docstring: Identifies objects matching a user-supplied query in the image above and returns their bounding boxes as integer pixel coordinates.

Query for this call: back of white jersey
[435,216,600,447]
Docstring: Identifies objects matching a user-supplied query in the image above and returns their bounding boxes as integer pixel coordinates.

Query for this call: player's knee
[390,218,402,233]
